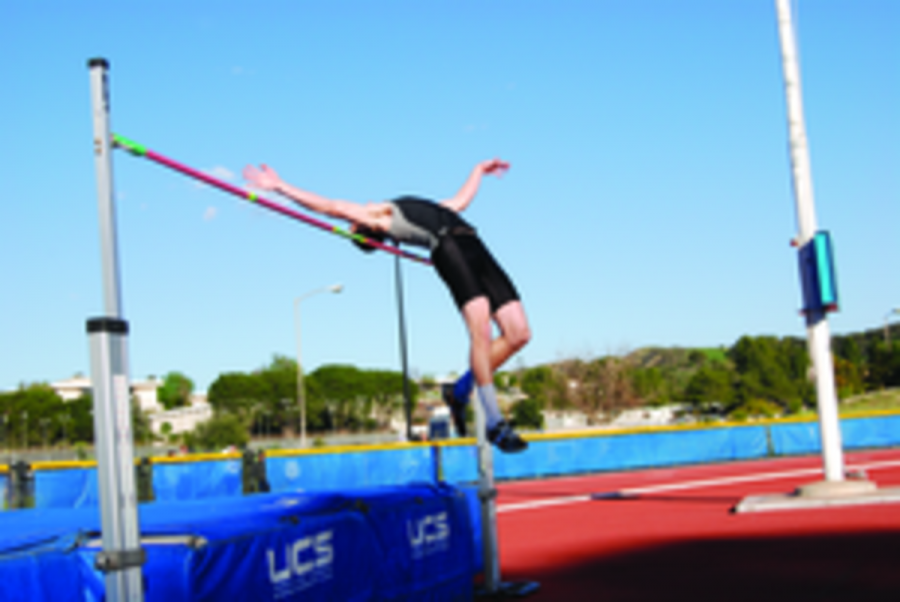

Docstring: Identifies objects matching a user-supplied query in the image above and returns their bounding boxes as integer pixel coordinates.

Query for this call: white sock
[477,384,504,430]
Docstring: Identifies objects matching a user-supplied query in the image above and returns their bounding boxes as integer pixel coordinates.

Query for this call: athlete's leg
[488,300,531,371]
[460,297,494,387]
[454,301,531,401]
[460,297,527,452]
[433,235,526,451]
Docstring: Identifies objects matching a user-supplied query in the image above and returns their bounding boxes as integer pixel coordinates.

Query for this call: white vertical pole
[774,0,845,483]
[88,59,123,319]
[87,58,145,601]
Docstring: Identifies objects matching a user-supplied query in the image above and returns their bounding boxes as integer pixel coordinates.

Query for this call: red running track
[492,449,900,601]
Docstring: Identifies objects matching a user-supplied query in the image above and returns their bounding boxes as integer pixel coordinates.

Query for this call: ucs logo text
[408,512,450,559]
[267,530,334,597]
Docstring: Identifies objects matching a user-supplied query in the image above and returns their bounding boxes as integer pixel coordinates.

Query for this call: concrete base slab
[796,479,877,498]
[733,481,900,513]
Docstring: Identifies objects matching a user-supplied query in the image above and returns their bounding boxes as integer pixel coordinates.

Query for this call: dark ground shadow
[503,530,900,601]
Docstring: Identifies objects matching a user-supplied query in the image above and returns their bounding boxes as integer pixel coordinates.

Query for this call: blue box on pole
[798,230,839,313]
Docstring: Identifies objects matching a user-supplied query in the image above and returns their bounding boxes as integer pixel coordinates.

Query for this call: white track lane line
[497,458,900,514]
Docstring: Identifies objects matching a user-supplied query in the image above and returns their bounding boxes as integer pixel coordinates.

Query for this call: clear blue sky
[1,1,897,393]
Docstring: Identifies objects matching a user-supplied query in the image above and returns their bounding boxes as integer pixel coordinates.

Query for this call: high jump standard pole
[774,0,848,487]
[472,398,539,597]
[87,57,146,601]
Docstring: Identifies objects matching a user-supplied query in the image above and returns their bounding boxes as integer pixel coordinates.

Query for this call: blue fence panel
[153,459,242,502]
[267,446,436,493]
[491,425,769,482]
[842,415,900,450]
[440,445,478,484]
[34,468,99,509]
[770,421,821,456]
[18,415,900,509]
[611,426,769,470]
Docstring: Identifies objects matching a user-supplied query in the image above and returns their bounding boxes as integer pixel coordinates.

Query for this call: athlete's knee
[507,321,531,352]
[495,302,531,352]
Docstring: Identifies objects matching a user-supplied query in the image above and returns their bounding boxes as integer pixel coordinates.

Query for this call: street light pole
[294,284,343,448]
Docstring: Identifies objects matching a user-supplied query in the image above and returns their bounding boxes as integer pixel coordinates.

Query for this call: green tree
[728,336,810,410]
[185,413,249,452]
[67,394,96,444]
[0,384,67,448]
[131,398,154,445]
[728,398,782,421]
[256,355,300,435]
[364,370,412,430]
[834,356,865,399]
[157,372,194,410]
[208,372,267,418]
[307,364,367,431]
[868,341,900,390]
[511,398,544,430]
[684,364,734,407]
[520,366,565,409]
[632,367,672,406]
[304,364,416,433]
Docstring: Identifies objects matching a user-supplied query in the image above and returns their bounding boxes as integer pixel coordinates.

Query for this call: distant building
[149,403,214,437]
[51,375,163,411]
[49,376,213,436]
[132,378,162,413]
[610,405,689,428]
[50,376,93,402]
[542,410,590,431]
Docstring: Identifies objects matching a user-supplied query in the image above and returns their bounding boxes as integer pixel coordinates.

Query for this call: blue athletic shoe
[488,421,528,453]
[441,383,469,438]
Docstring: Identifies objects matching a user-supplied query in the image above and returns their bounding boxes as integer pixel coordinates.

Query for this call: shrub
[512,398,544,430]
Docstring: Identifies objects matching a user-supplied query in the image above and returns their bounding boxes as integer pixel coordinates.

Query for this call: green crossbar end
[112,134,147,157]
[332,227,356,241]
[247,192,258,202]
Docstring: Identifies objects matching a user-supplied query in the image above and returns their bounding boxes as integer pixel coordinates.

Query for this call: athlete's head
[351,224,386,253]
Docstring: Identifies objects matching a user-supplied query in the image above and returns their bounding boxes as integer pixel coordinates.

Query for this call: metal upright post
[473,399,501,592]
[394,250,414,441]
[472,397,539,598]
[87,57,145,601]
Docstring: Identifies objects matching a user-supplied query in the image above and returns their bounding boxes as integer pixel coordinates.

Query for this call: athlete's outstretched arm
[441,159,510,213]
[243,164,378,227]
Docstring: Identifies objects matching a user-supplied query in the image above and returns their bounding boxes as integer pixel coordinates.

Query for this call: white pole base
[733,480,900,513]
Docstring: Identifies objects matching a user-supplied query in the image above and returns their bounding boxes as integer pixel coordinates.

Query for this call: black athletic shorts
[431,233,520,314]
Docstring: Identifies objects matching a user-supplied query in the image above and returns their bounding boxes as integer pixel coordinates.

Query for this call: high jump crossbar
[111,134,432,266]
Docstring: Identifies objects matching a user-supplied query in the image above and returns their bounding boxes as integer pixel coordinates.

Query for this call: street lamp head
[328,284,344,294]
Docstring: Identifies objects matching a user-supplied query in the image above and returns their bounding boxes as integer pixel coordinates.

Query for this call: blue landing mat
[0,482,479,602]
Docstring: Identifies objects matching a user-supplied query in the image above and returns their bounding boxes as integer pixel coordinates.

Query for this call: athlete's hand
[481,158,510,177]
[243,164,282,191]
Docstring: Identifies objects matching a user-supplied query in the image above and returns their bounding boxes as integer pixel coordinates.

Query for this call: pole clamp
[478,486,498,502]
[95,548,146,573]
